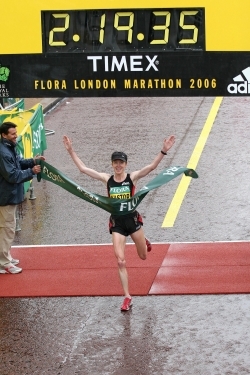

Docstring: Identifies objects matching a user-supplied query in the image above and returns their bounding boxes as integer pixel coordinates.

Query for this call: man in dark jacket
[0,121,45,274]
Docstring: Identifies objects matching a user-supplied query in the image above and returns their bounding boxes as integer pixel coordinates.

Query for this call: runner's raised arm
[63,135,109,184]
[130,135,175,185]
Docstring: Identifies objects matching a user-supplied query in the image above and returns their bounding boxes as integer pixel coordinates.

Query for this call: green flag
[16,104,47,157]
[38,161,198,215]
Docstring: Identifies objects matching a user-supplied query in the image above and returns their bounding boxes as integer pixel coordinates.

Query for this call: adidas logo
[227,67,250,94]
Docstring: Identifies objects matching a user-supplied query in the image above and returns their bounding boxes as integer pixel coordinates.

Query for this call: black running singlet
[107,174,135,200]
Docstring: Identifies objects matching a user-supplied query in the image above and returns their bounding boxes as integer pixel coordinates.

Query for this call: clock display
[42,8,205,53]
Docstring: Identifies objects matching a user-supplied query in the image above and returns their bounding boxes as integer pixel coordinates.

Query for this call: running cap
[111,151,127,162]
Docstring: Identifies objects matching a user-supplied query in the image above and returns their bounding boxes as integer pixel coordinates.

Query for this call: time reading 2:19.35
[42,8,205,53]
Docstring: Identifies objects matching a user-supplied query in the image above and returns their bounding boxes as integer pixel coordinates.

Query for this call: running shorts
[109,211,143,236]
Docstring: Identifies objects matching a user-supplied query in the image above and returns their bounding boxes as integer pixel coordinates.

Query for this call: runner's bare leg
[130,228,147,260]
[112,232,130,297]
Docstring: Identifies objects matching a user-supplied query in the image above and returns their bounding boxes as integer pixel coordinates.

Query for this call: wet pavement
[1,97,250,374]
[1,295,250,375]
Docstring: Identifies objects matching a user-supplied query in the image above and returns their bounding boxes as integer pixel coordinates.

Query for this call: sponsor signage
[1,0,250,97]
[1,53,250,97]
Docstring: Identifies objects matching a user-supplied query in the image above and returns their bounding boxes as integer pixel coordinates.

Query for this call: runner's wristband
[161,150,167,155]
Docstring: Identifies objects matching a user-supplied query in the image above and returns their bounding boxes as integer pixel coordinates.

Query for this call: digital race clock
[42,9,205,53]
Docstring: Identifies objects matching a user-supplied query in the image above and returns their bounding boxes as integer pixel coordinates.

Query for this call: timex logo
[87,55,159,72]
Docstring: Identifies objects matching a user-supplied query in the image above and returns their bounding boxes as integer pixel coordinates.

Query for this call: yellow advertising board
[1,0,250,53]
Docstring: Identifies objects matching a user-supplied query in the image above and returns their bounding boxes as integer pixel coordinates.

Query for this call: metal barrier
[45,128,55,136]
[0,98,24,110]
[15,182,37,231]
[15,206,21,232]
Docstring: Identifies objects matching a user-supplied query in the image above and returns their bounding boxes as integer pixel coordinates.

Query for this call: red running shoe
[121,297,133,311]
[145,237,152,252]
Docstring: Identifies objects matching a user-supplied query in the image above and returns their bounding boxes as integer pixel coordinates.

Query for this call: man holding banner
[0,121,45,274]
[63,134,176,311]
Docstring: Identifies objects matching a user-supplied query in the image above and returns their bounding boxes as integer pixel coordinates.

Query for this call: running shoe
[121,297,133,311]
[0,265,22,274]
[145,237,152,252]
[11,258,20,265]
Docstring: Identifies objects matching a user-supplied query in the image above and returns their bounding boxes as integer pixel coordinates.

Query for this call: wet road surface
[1,295,250,375]
[1,97,250,374]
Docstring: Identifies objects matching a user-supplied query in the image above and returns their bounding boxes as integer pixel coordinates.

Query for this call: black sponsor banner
[0,52,250,97]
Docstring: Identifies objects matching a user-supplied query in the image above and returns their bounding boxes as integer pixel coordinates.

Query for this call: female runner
[63,135,175,311]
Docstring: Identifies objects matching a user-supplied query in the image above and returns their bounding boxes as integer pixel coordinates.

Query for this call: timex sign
[87,55,159,72]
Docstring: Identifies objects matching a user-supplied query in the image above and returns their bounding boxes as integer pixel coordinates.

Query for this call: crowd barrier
[0,98,24,111]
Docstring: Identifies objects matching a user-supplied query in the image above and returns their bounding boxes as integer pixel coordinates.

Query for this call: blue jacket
[0,138,35,205]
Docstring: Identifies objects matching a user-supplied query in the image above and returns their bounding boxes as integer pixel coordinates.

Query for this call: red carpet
[1,242,250,297]
[0,244,169,297]
[149,242,250,295]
